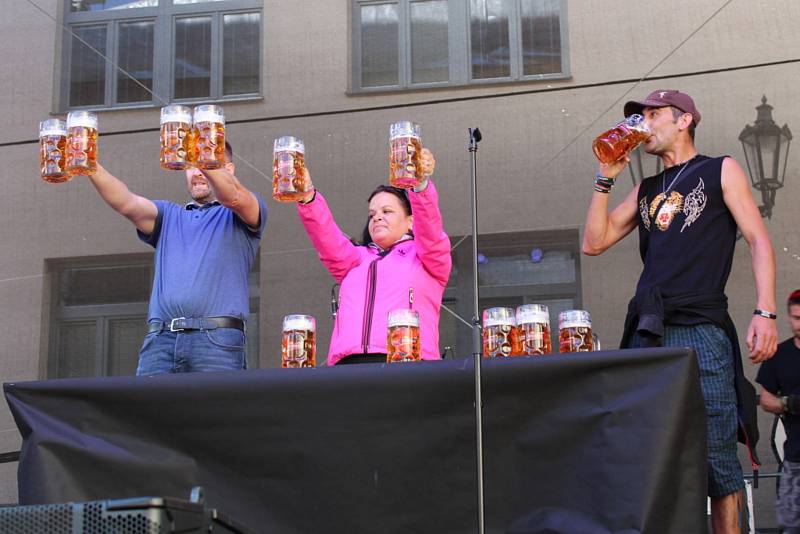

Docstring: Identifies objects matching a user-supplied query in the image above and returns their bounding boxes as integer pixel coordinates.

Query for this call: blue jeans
[136,327,248,375]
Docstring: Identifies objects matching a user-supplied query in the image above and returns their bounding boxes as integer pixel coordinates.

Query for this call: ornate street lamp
[627,144,662,186]
[738,95,792,219]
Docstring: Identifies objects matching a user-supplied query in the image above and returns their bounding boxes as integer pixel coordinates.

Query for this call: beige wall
[2,0,799,525]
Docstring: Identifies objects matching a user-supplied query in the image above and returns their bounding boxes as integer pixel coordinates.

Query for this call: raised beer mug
[65,111,98,176]
[192,104,225,170]
[592,114,651,165]
[389,121,422,189]
[386,309,421,363]
[558,310,593,353]
[281,314,316,368]
[160,105,194,171]
[39,119,70,183]
[516,304,552,356]
[482,307,521,358]
[272,136,312,202]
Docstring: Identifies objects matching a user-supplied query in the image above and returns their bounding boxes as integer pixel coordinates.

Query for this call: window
[352,0,568,92]
[45,254,261,378]
[61,0,262,110]
[441,229,581,358]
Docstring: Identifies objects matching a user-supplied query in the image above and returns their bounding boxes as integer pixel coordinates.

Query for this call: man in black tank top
[582,89,778,533]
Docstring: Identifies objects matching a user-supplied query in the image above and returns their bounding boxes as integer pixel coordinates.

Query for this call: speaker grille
[0,503,73,533]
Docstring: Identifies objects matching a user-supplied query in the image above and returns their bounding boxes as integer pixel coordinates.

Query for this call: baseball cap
[624,89,701,126]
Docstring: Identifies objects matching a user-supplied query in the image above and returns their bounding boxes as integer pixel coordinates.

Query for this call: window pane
[108,318,146,376]
[117,20,154,103]
[223,12,260,96]
[360,3,399,88]
[69,25,107,107]
[70,0,156,11]
[58,264,151,306]
[174,16,212,99]
[470,0,510,79]
[57,321,97,378]
[410,0,448,84]
[520,0,561,76]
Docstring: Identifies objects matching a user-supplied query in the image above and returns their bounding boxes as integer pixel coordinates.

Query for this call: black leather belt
[148,316,245,334]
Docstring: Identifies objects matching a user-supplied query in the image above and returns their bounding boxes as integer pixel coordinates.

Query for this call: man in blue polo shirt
[87,142,267,375]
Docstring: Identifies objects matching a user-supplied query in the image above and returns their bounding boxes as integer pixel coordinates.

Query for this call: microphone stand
[468,127,485,534]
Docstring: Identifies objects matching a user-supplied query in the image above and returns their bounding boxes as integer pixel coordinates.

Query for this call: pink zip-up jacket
[297,181,451,365]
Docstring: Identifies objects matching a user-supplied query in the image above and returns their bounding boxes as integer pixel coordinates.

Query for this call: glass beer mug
[592,114,651,165]
[192,104,225,170]
[558,310,593,353]
[482,307,521,358]
[389,121,423,189]
[39,119,70,183]
[281,314,316,368]
[516,304,552,356]
[272,136,312,202]
[386,309,421,363]
[65,111,98,176]
[160,105,194,171]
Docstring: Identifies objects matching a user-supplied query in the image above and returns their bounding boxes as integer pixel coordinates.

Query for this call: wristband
[593,185,611,194]
[753,308,777,319]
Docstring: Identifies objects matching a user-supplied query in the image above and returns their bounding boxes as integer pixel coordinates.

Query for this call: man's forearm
[751,233,777,312]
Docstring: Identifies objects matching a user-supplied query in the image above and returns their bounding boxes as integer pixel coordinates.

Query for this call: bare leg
[710,490,743,534]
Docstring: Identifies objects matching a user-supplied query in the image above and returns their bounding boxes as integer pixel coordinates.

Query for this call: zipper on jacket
[361,258,379,353]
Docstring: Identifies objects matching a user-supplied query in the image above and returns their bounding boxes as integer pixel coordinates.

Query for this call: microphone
[330,283,340,319]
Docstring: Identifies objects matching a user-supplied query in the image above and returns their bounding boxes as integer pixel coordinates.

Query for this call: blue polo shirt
[138,196,267,322]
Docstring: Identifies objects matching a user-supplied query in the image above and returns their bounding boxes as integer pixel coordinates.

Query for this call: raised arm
[407,149,451,285]
[88,162,158,235]
[582,158,641,256]
[201,163,261,228]
[721,156,777,363]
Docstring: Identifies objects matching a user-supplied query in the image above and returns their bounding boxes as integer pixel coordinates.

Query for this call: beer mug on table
[386,309,421,363]
[389,121,423,189]
[516,304,552,356]
[192,104,225,170]
[39,119,69,183]
[272,136,312,202]
[65,111,98,176]
[482,307,522,358]
[558,310,593,353]
[160,105,194,171]
[281,314,316,368]
[592,114,651,165]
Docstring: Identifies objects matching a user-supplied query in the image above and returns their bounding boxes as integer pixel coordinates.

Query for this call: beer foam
[390,121,420,140]
[161,111,192,125]
[274,136,305,153]
[283,314,315,331]
[483,317,517,328]
[387,309,419,327]
[39,127,67,137]
[558,310,591,330]
[516,310,549,325]
[193,106,225,124]
[66,111,98,129]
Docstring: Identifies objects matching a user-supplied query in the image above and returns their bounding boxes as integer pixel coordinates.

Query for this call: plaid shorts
[631,323,744,497]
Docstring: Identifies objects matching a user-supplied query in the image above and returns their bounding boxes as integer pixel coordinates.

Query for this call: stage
[4,348,707,533]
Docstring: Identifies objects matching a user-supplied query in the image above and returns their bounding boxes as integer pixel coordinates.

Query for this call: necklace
[662,155,698,193]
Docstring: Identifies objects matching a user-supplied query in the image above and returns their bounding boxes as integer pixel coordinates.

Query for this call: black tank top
[635,155,736,298]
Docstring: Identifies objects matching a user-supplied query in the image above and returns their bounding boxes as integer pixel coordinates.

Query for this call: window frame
[350,0,570,93]
[59,0,262,111]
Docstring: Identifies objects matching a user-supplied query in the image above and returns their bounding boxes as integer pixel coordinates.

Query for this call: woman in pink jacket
[296,149,451,365]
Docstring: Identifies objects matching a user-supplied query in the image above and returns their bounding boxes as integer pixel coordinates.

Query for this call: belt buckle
[170,317,187,332]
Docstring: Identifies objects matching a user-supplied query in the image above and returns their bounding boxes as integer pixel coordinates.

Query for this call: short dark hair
[670,106,696,141]
[788,289,800,309]
[357,185,413,246]
[225,141,233,162]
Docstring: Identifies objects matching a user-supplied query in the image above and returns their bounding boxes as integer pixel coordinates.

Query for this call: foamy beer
[192,104,225,170]
[389,121,422,189]
[160,105,194,171]
[65,111,98,176]
[482,307,522,358]
[516,304,552,356]
[592,114,651,165]
[39,119,70,183]
[272,136,312,202]
[281,314,316,368]
[558,310,593,353]
[386,309,420,363]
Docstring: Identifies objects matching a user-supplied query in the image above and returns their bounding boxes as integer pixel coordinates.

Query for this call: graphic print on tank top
[639,159,710,233]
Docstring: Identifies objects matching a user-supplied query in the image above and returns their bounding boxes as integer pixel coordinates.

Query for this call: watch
[781,396,789,413]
